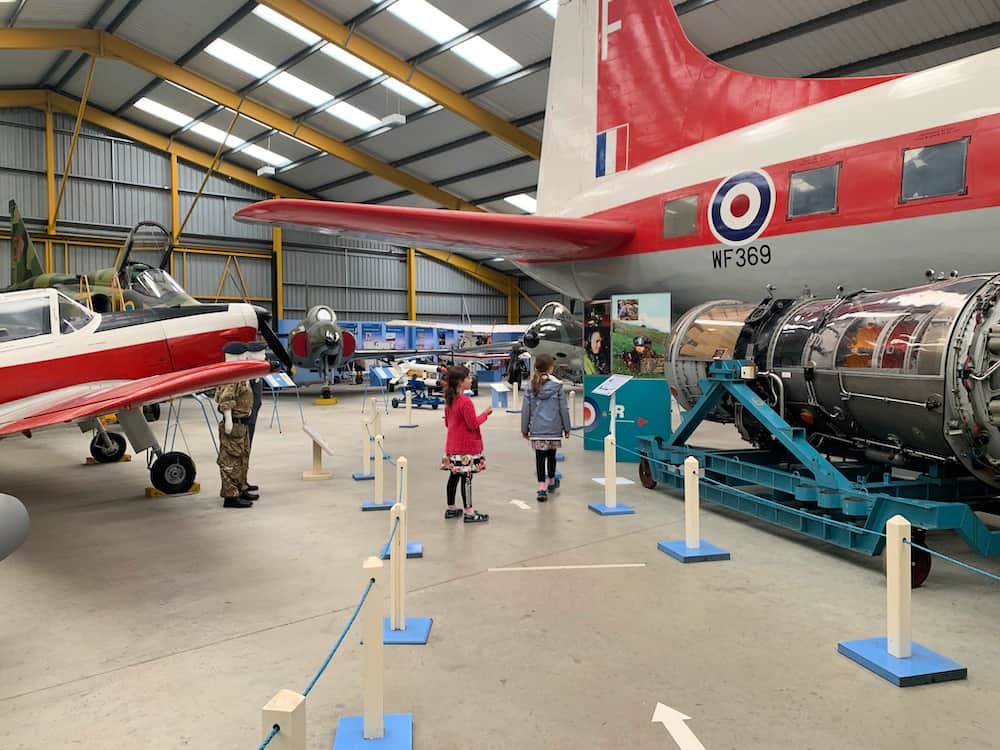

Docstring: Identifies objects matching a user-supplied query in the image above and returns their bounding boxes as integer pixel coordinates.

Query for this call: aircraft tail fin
[537,0,897,213]
[9,199,44,285]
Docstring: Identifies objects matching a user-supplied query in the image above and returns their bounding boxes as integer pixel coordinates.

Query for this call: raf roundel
[708,169,776,245]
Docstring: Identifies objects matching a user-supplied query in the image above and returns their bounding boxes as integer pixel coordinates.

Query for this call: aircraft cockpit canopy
[314,306,337,323]
[0,290,94,342]
[538,301,572,321]
[132,268,188,301]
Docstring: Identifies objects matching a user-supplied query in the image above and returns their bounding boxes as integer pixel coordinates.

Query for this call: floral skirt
[531,439,562,451]
[441,453,486,474]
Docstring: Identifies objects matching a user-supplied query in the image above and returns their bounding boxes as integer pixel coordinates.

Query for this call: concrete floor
[2,387,1000,749]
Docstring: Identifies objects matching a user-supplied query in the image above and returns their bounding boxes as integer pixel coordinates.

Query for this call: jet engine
[667,274,1000,487]
[0,493,29,561]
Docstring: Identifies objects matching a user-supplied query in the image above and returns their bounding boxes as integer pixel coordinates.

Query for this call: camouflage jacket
[215,380,254,417]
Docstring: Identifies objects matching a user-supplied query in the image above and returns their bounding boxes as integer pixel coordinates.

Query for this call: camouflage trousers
[218,423,249,498]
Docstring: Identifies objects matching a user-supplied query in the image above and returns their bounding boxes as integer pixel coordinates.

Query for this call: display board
[582,375,671,463]
[583,299,611,376]
[610,293,671,378]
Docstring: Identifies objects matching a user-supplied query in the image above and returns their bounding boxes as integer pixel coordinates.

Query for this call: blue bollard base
[383,616,432,645]
[657,539,731,563]
[380,542,424,560]
[352,472,374,481]
[333,713,412,750]
[588,502,635,516]
[837,637,967,687]
[361,501,395,512]
[399,424,419,429]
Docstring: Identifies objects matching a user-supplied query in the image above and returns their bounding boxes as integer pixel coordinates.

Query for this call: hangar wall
[0,107,521,324]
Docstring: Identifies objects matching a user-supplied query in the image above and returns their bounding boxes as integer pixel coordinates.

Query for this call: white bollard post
[261,690,306,750]
[359,423,371,475]
[370,397,382,437]
[361,556,385,740]
[405,390,413,424]
[886,515,912,659]
[511,381,519,410]
[604,434,617,509]
[374,434,386,503]
[569,389,576,426]
[390,463,407,631]
[684,456,700,549]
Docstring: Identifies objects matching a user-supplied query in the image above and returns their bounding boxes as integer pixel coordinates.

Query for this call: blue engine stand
[637,360,1000,581]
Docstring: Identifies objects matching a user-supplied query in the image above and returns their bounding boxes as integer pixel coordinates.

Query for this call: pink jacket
[444,395,488,455]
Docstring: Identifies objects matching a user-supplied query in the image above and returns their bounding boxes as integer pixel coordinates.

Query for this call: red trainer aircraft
[235,0,1000,312]
[0,287,270,496]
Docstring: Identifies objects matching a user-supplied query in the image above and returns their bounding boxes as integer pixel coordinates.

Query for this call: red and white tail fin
[537,0,896,214]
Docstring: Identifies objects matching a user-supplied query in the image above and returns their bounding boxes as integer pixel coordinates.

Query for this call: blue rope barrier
[903,539,1000,583]
[257,724,280,750]
[302,577,376,698]
[384,515,401,551]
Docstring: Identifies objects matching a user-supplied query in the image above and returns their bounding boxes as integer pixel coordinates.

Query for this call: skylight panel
[133,97,290,167]
[381,0,521,77]
[382,79,434,108]
[328,101,381,131]
[504,194,537,213]
[541,1,558,17]
[252,5,320,45]
[271,71,331,108]
[134,98,192,128]
[204,39,272,78]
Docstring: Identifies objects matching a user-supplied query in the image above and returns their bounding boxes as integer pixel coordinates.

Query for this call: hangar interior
[2,1,1000,748]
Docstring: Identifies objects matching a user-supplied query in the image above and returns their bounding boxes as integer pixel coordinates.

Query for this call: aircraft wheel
[143,403,161,422]
[391,398,400,408]
[150,452,197,495]
[432,403,439,410]
[881,527,932,589]
[90,432,127,463]
[638,455,657,489]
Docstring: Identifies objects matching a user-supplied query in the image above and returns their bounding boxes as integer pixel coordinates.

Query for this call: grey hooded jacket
[521,376,571,440]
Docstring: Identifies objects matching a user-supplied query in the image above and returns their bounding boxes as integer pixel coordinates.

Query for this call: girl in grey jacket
[521,353,572,501]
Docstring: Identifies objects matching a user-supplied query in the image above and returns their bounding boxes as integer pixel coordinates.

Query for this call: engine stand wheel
[638,455,657,489]
[89,432,127,463]
[391,398,400,408]
[142,403,161,422]
[322,387,332,400]
[150,452,197,494]
[882,527,932,589]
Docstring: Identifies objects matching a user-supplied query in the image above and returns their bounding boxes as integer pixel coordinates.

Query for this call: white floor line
[487,563,647,572]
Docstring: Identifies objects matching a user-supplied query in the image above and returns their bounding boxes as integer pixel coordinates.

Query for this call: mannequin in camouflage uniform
[216,342,259,509]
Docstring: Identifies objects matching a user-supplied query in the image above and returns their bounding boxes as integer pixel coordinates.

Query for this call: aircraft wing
[385,319,528,334]
[0,361,270,438]
[234,200,635,261]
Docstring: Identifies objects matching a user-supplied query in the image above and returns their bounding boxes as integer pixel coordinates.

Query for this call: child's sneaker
[536,489,548,502]
[464,510,489,523]
[444,507,463,519]
[548,477,560,492]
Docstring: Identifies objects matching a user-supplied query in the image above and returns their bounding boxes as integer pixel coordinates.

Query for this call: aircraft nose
[523,330,540,348]
[252,305,272,324]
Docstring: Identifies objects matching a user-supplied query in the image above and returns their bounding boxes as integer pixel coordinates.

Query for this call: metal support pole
[886,515,912,659]
[374,434,386,503]
[390,460,408,631]
[684,456,700,549]
[361,556,385,740]
[604,434,617,509]
[52,55,97,227]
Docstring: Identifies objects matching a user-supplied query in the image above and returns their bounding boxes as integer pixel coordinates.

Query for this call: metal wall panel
[0,108,45,127]
[61,244,118,275]
[182,252,271,300]
[416,293,505,321]
[0,122,46,172]
[176,194,270,241]
[113,141,170,186]
[177,162,269,201]
[415,256,497,296]
[115,185,171,228]
[61,178,114,225]
[54,131,113,180]
[0,239,9,287]
[0,171,46,221]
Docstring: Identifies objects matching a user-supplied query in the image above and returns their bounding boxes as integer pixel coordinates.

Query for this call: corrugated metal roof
[117,0,250,60]
[0,51,64,87]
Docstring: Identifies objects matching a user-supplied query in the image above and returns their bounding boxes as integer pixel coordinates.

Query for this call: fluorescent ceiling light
[204,37,381,131]
[541,1,558,17]
[492,257,506,262]
[380,0,521,77]
[133,97,290,167]
[254,5,434,108]
[504,194,537,213]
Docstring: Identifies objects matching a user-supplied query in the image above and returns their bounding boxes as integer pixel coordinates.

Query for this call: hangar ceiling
[1,0,998,271]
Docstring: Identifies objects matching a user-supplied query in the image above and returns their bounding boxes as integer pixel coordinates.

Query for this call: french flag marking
[595,124,628,177]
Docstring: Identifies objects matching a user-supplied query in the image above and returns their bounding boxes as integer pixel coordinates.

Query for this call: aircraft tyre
[150,452,197,494]
[391,398,400,408]
[90,432,127,463]
[882,527,932,589]
[143,403,161,422]
[638,455,657,489]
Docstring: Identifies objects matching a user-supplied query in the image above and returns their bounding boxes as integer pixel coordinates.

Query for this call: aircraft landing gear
[149,452,197,495]
[89,432,127,463]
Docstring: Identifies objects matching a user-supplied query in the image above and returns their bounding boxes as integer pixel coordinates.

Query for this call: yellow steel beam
[169,153,180,241]
[273,222,283,316]
[413,247,524,323]
[0,28,483,210]
[52,55,97,229]
[258,0,542,160]
[407,247,417,320]
[44,103,55,272]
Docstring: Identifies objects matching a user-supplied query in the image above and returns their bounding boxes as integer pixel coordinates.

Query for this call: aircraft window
[0,297,52,341]
[133,269,185,300]
[901,138,968,202]
[58,296,93,334]
[788,164,839,218]
[662,195,698,239]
